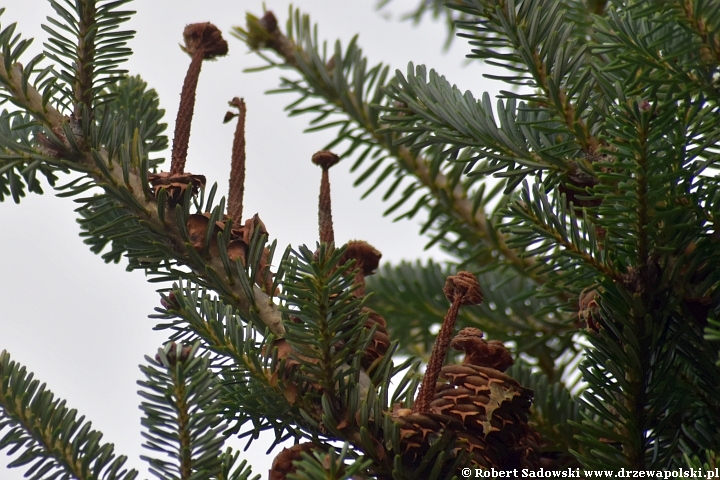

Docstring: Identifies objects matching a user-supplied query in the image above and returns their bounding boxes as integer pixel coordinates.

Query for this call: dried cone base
[228,214,274,294]
[183,211,276,294]
[360,308,390,371]
[394,328,540,470]
[451,327,513,372]
[432,364,534,468]
[269,443,316,480]
[148,171,206,207]
[187,212,226,252]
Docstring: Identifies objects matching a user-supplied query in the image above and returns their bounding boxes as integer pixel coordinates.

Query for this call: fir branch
[139,343,230,480]
[233,9,539,279]
[365,260,579,381]
[286,442,372,480]
[452,0,601,155]
[215,448,259,480]
[0,48,285,337]
[42,0,135,114]
[504,181,621,285]
[0,350,138,480]
[590,3,720,112]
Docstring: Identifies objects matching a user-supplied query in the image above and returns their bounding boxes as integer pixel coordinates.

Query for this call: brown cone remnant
[269,443,316,480]
[432,364,535,468]
[148,171,206,207]
[579,287,601,332]
[155,342,193,367]
[360,308,391,371]
[228,214,275,294]
[413,272,484,414]
[225,97,247,222]
[340,240,382,297]
[186,212,226,253]
[149,23,226,206]
[450,328,514,372]
[394,331,538,469]
[393,275,539,470]
[171,23,228,175]
[443,271,485,306]
[312,150,339,244]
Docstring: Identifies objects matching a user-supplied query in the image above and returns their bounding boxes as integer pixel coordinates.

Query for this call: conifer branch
[234,11,539,280]
[455,0,601,155]
[139,344,229,480]
[0,51,285,337]
[0,351,138,480]
[0,54,64,127]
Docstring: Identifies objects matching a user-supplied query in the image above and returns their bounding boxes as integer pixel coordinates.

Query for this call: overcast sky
[0,1,501,478]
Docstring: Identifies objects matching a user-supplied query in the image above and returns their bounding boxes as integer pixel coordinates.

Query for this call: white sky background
[0,1,502,478]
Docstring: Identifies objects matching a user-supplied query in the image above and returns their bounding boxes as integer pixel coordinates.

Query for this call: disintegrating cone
[149,24,225,205]
[444,271,484,306]
[186,212,226,252]
[414,271,484,415]
[360,308,390,371]
[340,240,382,297]
[579,287,601,332]
[182,23,228,59]
[450,327,513,372]
[226,214,275,293]
[269,443,316,480]
[226,97,247,222]
[393,276,539,471]
[148,171,206,207]
[394,361,536,470]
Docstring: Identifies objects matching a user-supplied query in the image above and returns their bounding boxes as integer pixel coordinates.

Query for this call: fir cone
[394,342,537,470]
[450,327,513,372]
[148,171,206,207]
[391,406,465,465]
[269,443,316,480]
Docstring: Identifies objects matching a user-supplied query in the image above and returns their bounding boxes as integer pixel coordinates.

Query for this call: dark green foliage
[2,0,720,478]
[42,0,135,112]
[138,343,256,480]
[286,442,372,480]
[0,350,139,480]
[365,260,579,382]
[237,0,720,473]
[279,244,368,399]
[103,75,168,158]
[151,280,299,446]
[0,109,60,202]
